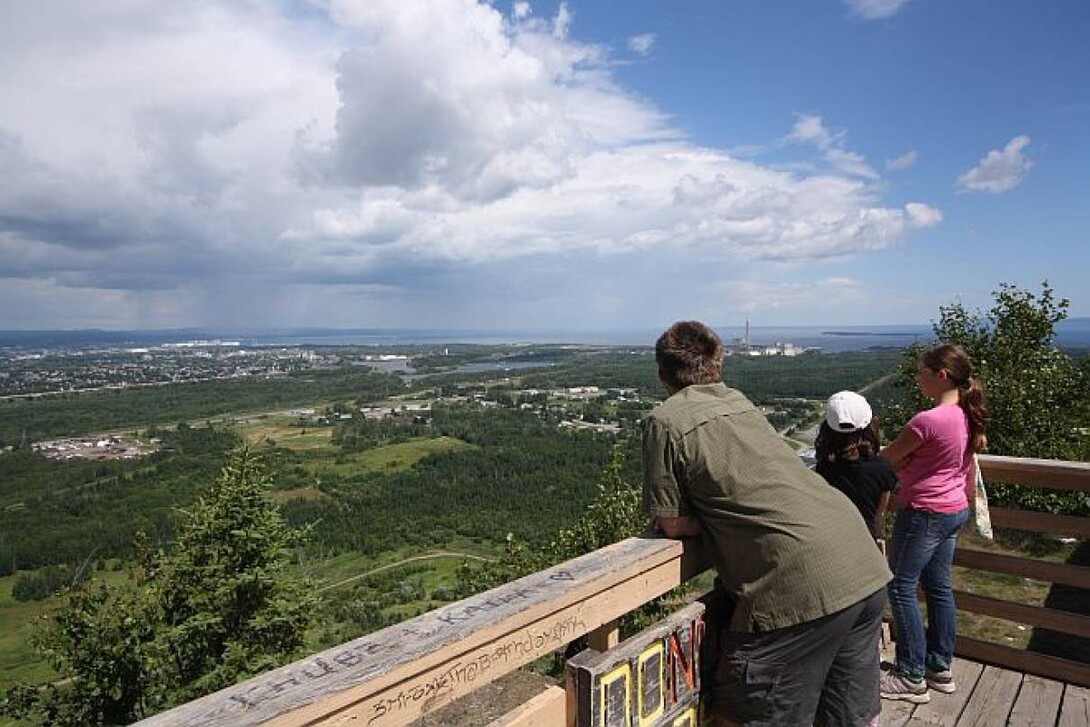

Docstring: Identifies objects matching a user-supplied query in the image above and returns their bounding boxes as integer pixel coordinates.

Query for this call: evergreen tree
[153,451,317,700]
[2,450,315,725]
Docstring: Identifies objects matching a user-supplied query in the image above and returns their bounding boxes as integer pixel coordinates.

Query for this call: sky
[1,0,1087,332]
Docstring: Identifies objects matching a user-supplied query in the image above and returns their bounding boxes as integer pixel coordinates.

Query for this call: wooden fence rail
[136,537,709,726]
[136,454,1090,725]
[953,454,1090,686]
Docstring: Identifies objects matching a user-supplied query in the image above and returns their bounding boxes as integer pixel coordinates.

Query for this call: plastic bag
[973,454,994,540]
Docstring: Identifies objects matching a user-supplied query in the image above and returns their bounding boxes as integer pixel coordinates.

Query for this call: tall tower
[745,317,751,352]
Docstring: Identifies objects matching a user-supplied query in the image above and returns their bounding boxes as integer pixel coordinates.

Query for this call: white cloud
[886,150,918,171]
[956,136,1033,193]
[719,277,867,315]
[628,33,656,55]
[553,2,572,38]
[825,148,879,180]
[844,0,913,20]
[788,115,836,149]
[0,0,942,329]
[787,115,878,179]
[905,202,942,228]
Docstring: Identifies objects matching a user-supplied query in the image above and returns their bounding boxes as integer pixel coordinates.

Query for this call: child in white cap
[815,391,898,539]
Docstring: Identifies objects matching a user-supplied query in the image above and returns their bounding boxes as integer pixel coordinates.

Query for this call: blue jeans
[887,507,970,677]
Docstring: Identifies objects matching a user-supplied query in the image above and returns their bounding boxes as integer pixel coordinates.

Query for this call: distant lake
[2,318,1088,353]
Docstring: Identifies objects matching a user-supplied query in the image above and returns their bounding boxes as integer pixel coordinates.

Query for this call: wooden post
[589,619,620,652]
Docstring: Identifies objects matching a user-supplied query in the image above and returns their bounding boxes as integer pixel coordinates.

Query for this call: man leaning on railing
[643,321,892,727]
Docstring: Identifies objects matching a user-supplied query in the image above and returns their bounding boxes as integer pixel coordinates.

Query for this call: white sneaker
[880,671,931,704]
[926,666,956,694]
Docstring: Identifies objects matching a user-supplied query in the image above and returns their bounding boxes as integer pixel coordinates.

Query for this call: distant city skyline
[1,1,1087,330]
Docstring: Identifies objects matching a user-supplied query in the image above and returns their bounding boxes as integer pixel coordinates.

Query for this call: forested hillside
[1,344,909,719]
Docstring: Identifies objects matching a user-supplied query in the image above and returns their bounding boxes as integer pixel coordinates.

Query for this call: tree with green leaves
[2,450,315,725]
[885,282,1089,512]
[457,445,643,595]
[456,442,684,646]
[152,452,317,701]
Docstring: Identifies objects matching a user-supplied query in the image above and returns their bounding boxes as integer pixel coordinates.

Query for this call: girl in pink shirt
[878,344,990,703]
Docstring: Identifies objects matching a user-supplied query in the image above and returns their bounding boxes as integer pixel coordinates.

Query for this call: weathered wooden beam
[953,548,1090,590]
[588,620,620,652]
[136,536,710,727]
[979,455,1090,493]
[953,590,1090,640]
[487,685,567,727]
[989,506,1090,539]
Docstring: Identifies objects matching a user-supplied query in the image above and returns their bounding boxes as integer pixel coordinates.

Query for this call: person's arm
[643,417,698,537]
[965,455,978,509]
[655,516,703,539]
[872,491,891,537]
[880,427,923,470]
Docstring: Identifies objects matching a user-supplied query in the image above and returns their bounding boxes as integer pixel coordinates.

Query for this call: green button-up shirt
[644,383,891,632]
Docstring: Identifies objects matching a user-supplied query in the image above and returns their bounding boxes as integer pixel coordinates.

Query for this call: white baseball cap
[825,391,873,432]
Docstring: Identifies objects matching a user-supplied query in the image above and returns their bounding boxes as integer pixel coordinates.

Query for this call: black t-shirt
[815,456,899,538]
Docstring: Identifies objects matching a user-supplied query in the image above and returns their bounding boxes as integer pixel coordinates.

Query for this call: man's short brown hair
[655,320,724,389]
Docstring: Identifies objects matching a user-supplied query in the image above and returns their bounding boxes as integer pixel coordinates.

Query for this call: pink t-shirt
[897,403,971,513]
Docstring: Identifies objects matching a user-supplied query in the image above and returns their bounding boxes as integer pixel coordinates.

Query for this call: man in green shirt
[644,321,891,726]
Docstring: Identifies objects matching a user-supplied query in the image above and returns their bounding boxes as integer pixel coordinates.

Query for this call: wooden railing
[138,454,1090,726]
[137,536,710,726]
[954,454,1090,687]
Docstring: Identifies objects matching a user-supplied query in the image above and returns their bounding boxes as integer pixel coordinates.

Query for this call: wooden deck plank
[956,666,1021,726]
[1008,674,1063,727]
[1058,684,1090,727]
[880,699,916,727]
[903,659,982,726]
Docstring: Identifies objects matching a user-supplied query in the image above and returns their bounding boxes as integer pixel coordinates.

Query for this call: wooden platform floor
[880,658,1090,726]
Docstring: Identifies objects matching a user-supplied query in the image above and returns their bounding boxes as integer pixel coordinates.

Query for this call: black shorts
[707,588,886,726]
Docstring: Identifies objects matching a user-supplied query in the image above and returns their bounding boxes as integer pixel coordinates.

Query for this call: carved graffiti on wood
[363,615,586,724]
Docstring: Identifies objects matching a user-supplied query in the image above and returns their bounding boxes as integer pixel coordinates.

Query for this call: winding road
[315,550,491,594]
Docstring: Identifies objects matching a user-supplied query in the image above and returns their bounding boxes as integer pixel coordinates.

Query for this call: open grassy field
[244,421,335,451]
[0,572,57,689]
[304,435,477,477]
[0,565,138,692]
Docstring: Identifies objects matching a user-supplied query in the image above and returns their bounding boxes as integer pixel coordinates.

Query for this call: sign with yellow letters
[567,602,704,727]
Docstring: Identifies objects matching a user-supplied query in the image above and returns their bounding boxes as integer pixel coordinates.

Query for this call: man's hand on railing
[651,515,703,539]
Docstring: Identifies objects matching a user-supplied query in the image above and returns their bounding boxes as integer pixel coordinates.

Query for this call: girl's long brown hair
[920,344,991,452]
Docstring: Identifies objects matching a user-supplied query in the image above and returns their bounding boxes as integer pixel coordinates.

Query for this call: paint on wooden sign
[568,602,704,727]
